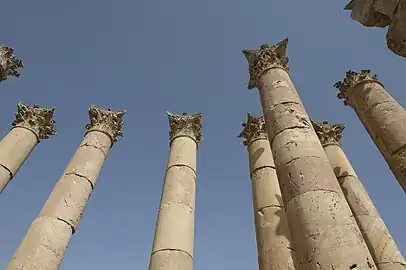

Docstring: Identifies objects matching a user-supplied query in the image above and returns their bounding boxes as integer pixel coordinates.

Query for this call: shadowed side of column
[7,106,125,270]
[313,120,406,270]
[149,112,202,270]
[239,113,296,270]
[0,103,56,193]
[243,40,376,269]
[335,70,406,192]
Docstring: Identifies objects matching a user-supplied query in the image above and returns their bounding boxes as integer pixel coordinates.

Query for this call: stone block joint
[0,45,24,82]
[12,103,56,141]
[86,106,126,146]
[312,120,345,146]
[167,112,203,145]
[334,69,381,106]
[238,113,267,146]
[242,38,289,89]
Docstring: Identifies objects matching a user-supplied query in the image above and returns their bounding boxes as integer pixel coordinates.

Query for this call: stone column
[0,45,24,82]
[239,113,296,270]
[7,106,125,270]
[312,120,406,270]
[149,112,202,270]
[0,103,56,193]
[242,39,376,269]
[335,70,406,192]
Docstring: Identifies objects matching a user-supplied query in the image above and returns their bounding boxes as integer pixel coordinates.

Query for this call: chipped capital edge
[11,102,56,142]
[333,69,383,106]
[85,105,126,146]
[238,113,267,147]
[242,38,290,90]
[167,111,203,146]
[311,119,345,147]
[0,45,24,82]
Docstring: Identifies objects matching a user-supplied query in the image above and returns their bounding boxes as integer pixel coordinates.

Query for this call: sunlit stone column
[7,106,125,270]
[239,113,296,270]
[0,45,24,82]
[149,112,202,270]
[335,70,406,192]
[0,103,56,193]
[242,39,376,269]
[313,120,406,270]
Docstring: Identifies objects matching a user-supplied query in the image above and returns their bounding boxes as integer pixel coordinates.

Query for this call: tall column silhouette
[335,70,406,192]
[242,39,376,269]
[7,106,125,270]
[239,113,296,270]
[149,112,202,270]
[0,103,56,193]
[313,120,406,270]
[0,45,24,82]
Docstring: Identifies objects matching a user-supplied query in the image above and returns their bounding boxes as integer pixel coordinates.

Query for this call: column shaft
[7,106,124,270]
[0,128,38,192]
[149,112,202,270]
[243,40,376,269]
[335,71,406,192]
[324,143,406,270]
[0,103,56,194]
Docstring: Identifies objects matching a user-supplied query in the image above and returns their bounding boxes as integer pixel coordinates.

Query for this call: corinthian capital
[334,70,380,106]
[238,113,267,146]
[86,106,126,144]
[242,38,289,89]
[12,103,56,140]
[167,112,203,144]
[0,45,24,82]
[312,120,345,146]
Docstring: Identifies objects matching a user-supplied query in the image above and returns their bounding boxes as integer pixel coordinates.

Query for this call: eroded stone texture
[0,45,24,82]
[243,40,376,269]
[239,113,296,270]
[313,120,406,269]
[387,0,406,57]
[335,70,406,192]
[0,103,56,193]
[149,112,202,270]
[344,0,406,57]
[7,106,125,270]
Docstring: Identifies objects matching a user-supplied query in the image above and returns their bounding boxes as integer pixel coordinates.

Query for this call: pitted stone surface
[0,45,24,82]
[7,217,72,270]
[387,0,406,57]
[167,112,202,144]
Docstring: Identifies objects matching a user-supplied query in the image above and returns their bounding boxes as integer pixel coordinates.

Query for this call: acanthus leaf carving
[334,69,379,106]
[86,106,126,145]
[238,113,267,146]
[312,120,345,145]
[167,112,203,144]
[0,45,24,82]
[12,103,56,140]
[242,38,289,90]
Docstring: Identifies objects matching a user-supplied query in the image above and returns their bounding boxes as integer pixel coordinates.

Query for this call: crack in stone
[0,163,13,178]
[159,201,194,212]
[270,125,312,145]
[250,165,276,177]
[64,172,94,190]
[55,217,76,234]
[80,142,108,159]
[166,164,196,176]
[256,204,284,216]
[151,248,193,259]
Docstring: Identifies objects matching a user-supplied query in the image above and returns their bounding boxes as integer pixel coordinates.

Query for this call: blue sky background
[0,1,405,269]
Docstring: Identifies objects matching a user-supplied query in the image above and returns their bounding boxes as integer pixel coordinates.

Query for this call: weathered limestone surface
[0,103,56,193]
[239,113,296,270]
[149,112,202,270]
[243,39,376,269]
[313,120,406,270]
[0,45,24,82]
[344,0,406,57]
[335,70,406,192]
[7,106,125,270]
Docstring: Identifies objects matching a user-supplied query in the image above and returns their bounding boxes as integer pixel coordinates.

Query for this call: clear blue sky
[0,1,404,269]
